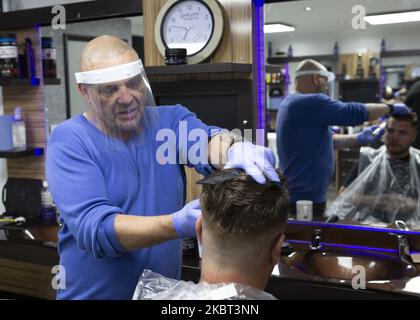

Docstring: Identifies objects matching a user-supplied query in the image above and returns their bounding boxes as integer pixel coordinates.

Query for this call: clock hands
[169,25,195,41]
[183,26,194,40]
[170,25,188,30]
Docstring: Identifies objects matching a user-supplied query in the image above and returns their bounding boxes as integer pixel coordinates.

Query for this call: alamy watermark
[352,4,367,30]
[51,265,66,290]
[351,265,366,290]
[155,122,268,167]
[52,5,66,30]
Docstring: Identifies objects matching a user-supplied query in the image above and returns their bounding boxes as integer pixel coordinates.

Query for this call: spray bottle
[12,106,26,149]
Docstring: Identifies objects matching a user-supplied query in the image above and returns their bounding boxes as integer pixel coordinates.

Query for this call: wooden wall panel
[2,27,46,180]
[338,52,380,80]
[143,0,167,67]
[185,167,203,203]
[0,259,55,300]
[213,0,252,64]
[143,0,253,67]
[143,0,255,202]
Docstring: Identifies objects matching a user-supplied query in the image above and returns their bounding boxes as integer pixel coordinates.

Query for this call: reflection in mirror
[1,0,95,12]
[41,15,144,132]
[264,0,420,232]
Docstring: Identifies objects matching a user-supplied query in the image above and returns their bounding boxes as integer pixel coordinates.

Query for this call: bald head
[295,59,329,94]
[80,35,139,72]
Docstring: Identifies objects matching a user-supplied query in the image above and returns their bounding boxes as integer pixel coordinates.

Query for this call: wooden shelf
[43,78,61,85]
[266,65,281,73]
[0,0,142,30]
[0,148,44,159]
[0,78,40,86]
[267,54,338,65]
[380,49,420,58]
[339,79,379,84]
[144,63,252,75]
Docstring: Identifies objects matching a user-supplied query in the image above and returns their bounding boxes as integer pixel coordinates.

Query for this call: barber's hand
[172,199,201,239]
[356,125,384,145]
[390,103,410,116]
[224,141,280,184]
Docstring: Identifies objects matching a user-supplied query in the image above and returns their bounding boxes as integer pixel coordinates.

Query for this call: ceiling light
[364,10,420,25]
[305,6,312,12]
[264,23,295,33]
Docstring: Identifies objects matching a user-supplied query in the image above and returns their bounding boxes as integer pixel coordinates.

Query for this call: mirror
[41,15,144,130]
[264,0,420,232]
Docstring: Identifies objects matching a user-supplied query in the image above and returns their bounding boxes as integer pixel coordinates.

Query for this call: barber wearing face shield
[46,35,278,300]
[276,59,410,219]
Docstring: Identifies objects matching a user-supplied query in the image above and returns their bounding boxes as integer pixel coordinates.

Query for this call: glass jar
[41,37,57,78]
[0,34,18,79]
[165,48,187,65]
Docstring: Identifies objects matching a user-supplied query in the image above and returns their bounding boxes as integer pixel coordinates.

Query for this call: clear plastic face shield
[75,60,156,146]
[295,69,335,97]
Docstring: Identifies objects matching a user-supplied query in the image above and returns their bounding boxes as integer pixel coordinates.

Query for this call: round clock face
[161,0,215,56]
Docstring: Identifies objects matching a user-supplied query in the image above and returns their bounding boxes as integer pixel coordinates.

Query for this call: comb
[196,169,244,185]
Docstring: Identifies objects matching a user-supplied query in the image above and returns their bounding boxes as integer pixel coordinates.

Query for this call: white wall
[266,30,420,58]
[266,26,420,94]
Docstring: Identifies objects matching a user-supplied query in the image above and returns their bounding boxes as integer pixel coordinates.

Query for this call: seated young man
[133,169,290,300]
[327,112,420,228]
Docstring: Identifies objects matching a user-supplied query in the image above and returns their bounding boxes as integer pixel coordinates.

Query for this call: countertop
[1,222,420,300]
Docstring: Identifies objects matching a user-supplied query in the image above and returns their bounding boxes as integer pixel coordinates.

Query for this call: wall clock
[154,0,224,64]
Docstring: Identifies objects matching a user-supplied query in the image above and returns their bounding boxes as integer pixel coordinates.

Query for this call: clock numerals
[157,0,222,61]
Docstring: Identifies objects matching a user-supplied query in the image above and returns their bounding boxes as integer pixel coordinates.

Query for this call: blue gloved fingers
[189,198,200,209]
[224,160,266,184]
[255,158,280,183]
[391,103,410,116]
[224,141,281,184]
[357,124,386,145]
[265,148,276,168]
[372,124,385,139]
[172,199,202,239]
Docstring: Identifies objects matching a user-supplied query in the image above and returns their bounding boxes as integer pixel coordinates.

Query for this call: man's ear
[312,74,319,86]
[195,215,203,245]
[77,84,89,100]
[270,233,285,266]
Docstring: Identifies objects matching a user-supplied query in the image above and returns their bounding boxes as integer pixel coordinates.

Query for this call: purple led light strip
[252,0,265,145]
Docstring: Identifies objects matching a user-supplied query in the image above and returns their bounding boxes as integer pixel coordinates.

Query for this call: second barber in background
[276,59,410,219]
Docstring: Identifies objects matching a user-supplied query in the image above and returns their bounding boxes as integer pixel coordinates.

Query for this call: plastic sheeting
[132,269,276,300]
[326,146,420,229]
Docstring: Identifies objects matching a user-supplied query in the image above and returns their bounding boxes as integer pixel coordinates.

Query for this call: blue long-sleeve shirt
[46,105,219,300]
[276,93,368,204]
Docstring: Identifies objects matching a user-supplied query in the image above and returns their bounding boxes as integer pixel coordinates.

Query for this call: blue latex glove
[172,199,201,238]
[356,125,385,145]
[224,141,280,184]
[390,103,410,116]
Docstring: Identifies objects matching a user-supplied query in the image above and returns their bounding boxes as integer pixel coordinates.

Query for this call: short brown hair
[391,111,418,128]
[200,169,290,237]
